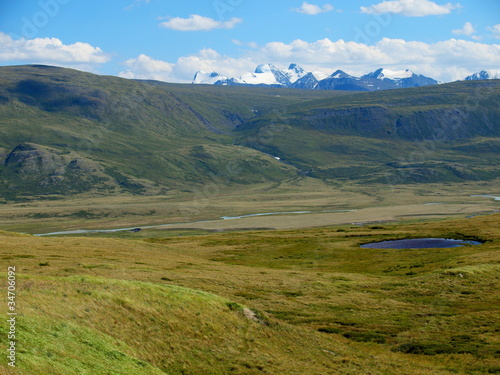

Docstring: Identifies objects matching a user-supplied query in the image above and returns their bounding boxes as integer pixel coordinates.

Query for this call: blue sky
[0,0,499,82]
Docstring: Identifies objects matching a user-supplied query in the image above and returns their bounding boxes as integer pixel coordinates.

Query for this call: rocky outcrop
[1,143,114,197]
[4,143,66,176]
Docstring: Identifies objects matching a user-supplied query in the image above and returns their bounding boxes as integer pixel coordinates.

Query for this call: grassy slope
[235,80,500,183]
[3,65,346,200]
[140,79,356,133]
[0,214,499,374]
[8,276,355,375]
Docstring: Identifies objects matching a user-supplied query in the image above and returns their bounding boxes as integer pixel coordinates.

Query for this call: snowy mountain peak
[193,71,227,84]
[465,70,500,80]
[254,64,276,74]
[285,63,308,83]
[233,64,290,86]
[365,68,414,80]
[328,70,353,79]
[288,63,305,74]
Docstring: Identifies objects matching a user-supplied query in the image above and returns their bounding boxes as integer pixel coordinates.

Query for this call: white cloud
[293,2,334,15]
[125,0,151,11]
[268,38,499,81]
[488,24,500,40]
[232,40,258,48]
[0,33,110,64]
[119,54,175,81]
[160,15,242,31]
[119,50,257,83]
[452,22,476,36]
[361,0,461,17]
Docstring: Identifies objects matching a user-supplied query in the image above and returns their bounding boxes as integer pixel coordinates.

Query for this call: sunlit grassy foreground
[0,214,499,374]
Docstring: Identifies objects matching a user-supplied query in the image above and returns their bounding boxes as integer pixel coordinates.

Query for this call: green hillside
[0,65,499,202]
[0,65,355,201]
[235,80,500,183]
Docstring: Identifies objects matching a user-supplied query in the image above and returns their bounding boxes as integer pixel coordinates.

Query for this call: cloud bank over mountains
[118,37,499,83]
[1,31,497,84]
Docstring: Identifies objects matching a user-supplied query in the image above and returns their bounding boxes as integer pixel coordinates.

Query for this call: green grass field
[0,212,498,374]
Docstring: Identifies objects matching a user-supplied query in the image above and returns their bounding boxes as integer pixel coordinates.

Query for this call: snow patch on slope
[376,69,414,80]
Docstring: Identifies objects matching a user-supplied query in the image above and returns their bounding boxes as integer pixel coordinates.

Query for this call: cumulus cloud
[118,37,500,84]
[452,22,476,36]
[488,24,500,40]
[119,50,257,83]
[0,33,110,64]
[119,54,175,81]
[252,38,499,76]
[160,15,242,31]
[361,0,461,17]
[293,2,334,15]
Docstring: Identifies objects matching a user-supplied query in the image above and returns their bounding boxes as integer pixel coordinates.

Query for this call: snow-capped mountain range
[193,64,500,92]
[193,64,310,87]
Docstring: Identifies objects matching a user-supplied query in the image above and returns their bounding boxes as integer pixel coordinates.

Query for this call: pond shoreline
[361,238,483,249]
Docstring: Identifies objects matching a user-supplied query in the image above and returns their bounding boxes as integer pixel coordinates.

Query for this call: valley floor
[0,179,499,236]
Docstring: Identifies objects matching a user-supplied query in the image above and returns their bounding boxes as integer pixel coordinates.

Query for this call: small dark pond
[361,238,482,249]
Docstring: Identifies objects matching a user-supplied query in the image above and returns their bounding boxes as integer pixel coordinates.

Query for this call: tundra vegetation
[0,214,499,374]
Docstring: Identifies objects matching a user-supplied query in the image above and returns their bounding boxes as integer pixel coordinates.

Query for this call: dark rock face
[299,105,499,142]
[303,106,394,137]
[291,73,319,89]
[4,143,63,175]
[393,108,500,141]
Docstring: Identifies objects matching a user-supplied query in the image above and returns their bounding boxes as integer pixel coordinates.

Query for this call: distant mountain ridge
[193,64,309,88]
[193,64,500,91]
[193,63,440,91]
[465,70,500,81]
